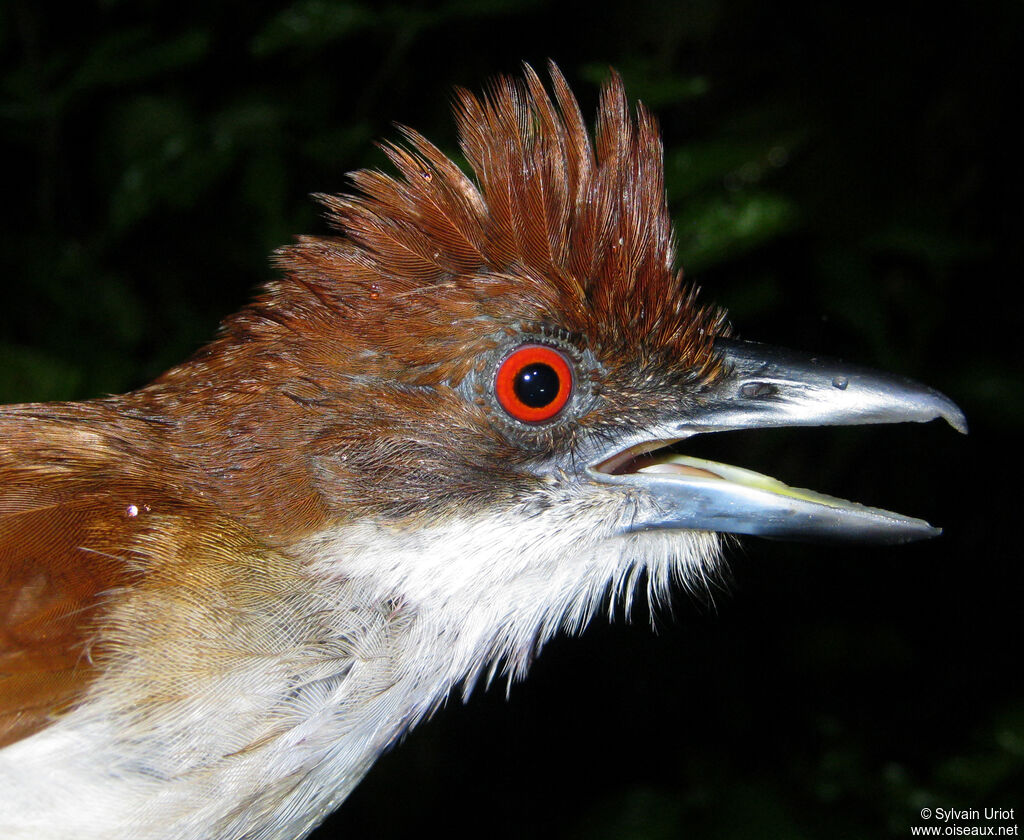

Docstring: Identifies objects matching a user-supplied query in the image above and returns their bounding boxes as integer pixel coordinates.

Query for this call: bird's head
[140,62,963,682]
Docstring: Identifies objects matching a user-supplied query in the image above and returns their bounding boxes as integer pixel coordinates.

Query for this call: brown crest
[270,61,727,385]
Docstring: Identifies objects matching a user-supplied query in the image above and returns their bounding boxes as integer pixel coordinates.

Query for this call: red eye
[495,344,573,423]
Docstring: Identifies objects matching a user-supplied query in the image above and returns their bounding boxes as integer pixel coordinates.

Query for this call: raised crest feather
[277,60,727,380]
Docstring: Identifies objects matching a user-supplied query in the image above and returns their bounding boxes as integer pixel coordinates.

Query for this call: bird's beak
[588,338,968,544]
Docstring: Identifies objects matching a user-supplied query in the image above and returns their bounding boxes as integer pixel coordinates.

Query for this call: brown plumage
[0,62,962,840]
[0,55,724,786]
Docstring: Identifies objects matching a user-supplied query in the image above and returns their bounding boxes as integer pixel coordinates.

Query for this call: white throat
[0,494,721,840]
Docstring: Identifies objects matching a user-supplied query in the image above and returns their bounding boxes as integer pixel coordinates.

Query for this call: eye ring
[495,344,574,423]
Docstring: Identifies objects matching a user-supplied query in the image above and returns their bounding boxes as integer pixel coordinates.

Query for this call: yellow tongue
[636,453,853,508]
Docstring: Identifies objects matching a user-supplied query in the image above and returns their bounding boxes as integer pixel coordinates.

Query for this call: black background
[1,1,1020,837]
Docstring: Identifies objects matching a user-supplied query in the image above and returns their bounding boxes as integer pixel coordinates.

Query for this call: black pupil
[513,363,560,408]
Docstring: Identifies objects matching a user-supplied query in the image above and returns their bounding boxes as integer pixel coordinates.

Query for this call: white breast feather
[0,486,721,840]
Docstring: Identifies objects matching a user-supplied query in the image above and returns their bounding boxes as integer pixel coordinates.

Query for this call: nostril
[740,381,777,399]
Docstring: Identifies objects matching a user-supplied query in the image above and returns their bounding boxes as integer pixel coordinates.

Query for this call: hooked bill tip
[940,401,969,435]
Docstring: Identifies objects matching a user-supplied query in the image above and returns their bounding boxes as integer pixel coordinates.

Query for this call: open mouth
[588,434,944,544]
[595,436,892,514]
[583,339,966,545]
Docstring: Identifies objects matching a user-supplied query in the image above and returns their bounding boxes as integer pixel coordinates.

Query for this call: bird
[0,62,965,840]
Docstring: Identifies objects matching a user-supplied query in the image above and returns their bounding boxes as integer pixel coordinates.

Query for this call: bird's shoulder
[0,402,181,748]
